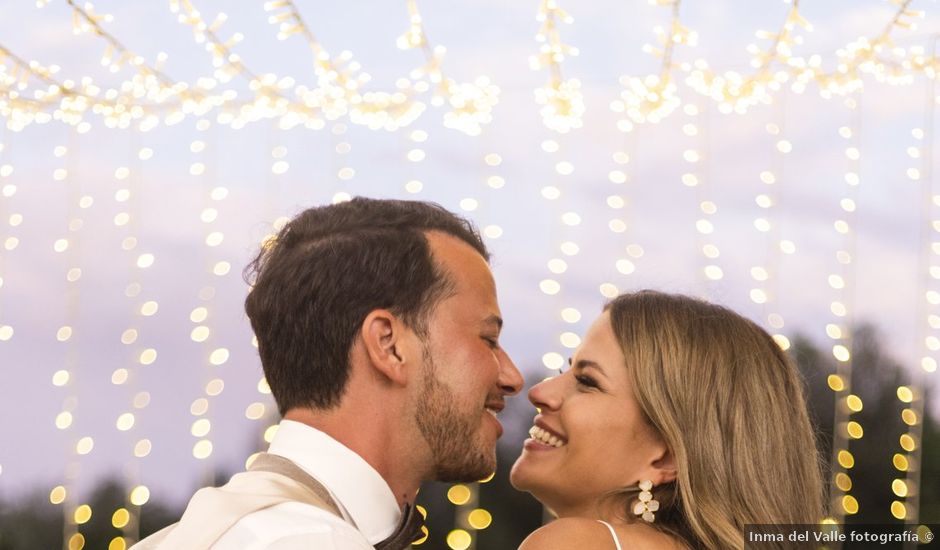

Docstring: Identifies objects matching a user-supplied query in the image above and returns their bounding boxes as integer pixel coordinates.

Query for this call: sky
[1,0,938,509]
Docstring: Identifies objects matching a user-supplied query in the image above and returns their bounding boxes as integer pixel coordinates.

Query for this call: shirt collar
[267,419,401,543]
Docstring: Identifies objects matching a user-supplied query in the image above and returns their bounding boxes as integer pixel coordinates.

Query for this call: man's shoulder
[212,501,371,550]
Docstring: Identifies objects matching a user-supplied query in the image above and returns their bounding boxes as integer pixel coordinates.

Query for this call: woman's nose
[528,372,564,411]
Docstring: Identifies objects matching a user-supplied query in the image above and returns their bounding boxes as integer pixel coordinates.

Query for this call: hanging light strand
[609,22,642,285]
[680,100,725,290]
[896,58,937,522]
[399,0,497,135]
[0,127,16,334]
[328,123,356,199]
[4,0,497,133]
[616,0,692,124]
[529,0,583,379]
[0,6,229,134]
[607,127,643,289]
[0,44,121,131]
[66,0,182,92]
[262,0,497,134]
[173,0,319,132]
[536,137,583,372]
[47,0,215,127]
[53,136,92,550]
[187,119,230,470]
[112,147,153,547]
[402,127,426,196]
[687,0,803,114]
[627,0,931,124]
[477,151,504,244]
[824,97,863,522]
[530,0,583,133]
[0,190,9,540]
[750,108,795,350]
[2,0,935,133]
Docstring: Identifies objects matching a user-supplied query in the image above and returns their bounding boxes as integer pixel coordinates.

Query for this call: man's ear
[360,309,411,385]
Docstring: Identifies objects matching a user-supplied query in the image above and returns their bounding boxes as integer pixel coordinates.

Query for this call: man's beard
[415,345,495,482]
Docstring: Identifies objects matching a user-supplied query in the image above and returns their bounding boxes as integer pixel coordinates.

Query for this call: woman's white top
[597,520,623,550]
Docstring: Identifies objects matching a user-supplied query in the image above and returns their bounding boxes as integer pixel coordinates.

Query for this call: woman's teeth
[528,426,565,448]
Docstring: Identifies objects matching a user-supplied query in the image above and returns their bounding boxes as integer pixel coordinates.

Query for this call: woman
[511,290,824,549]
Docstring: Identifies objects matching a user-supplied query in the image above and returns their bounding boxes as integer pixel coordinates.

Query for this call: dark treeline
[791,325,940,528]
[1,325,936,549]
[0,479,179,550]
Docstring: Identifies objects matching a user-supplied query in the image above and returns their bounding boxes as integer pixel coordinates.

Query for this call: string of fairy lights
[608,22,644,303]
[1,0,497,135]
[115,138,152,549]
[0,125,8,487]
[0,129,16,348]
[750,105,797,353]
[44,142,63,540]
[605,133,642,298]
[682,100,726,293]
[50,135,85,550]
[824,96,864,522]
[0,121,7,496]
[188,118,221,473]
[109,139,156,550]
[402,126,424,195]
[331,124,356,198]
[898,68,936,523]
[1,0,936,132]
[530,0,583,134]
[530,0,583,374]
[602,3,658,295]
[1,2,938,547]
[617,0,689,125]
[0,128,12,488]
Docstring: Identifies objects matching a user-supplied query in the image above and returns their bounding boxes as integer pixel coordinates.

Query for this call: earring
[632,480,659,523]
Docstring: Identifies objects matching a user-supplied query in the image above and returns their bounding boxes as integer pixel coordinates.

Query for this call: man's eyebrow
[573,359,609,379]
[482,315,503,331]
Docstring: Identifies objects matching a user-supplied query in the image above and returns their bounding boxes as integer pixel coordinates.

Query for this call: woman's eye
[575,375,598,389]
[483,337,499,349]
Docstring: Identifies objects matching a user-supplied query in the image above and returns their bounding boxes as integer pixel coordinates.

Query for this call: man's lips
[484,402,504,436]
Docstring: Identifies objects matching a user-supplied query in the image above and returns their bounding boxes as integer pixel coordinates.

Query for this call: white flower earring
[633,479,659,523]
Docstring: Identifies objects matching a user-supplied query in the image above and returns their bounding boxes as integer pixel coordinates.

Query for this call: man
[133,197,523,549]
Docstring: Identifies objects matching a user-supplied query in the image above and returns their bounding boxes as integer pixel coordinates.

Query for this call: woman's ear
[649,447,678,486]
[360,309,411,385]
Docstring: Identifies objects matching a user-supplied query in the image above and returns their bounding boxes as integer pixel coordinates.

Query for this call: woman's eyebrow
[573,359,609,379]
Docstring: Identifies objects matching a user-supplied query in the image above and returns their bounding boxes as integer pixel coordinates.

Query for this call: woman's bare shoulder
[518,518,618,550]
[518,518,686,550]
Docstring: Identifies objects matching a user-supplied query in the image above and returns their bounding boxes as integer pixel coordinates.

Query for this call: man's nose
[498,349,524,396]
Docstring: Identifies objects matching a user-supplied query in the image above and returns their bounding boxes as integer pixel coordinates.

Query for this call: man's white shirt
[211,420,402,549]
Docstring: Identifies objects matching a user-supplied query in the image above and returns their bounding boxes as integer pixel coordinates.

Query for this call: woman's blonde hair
[605,290,824,550]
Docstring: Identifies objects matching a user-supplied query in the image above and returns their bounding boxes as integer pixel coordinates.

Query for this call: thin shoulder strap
[248,452,352,526]
[597,520,624,550]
